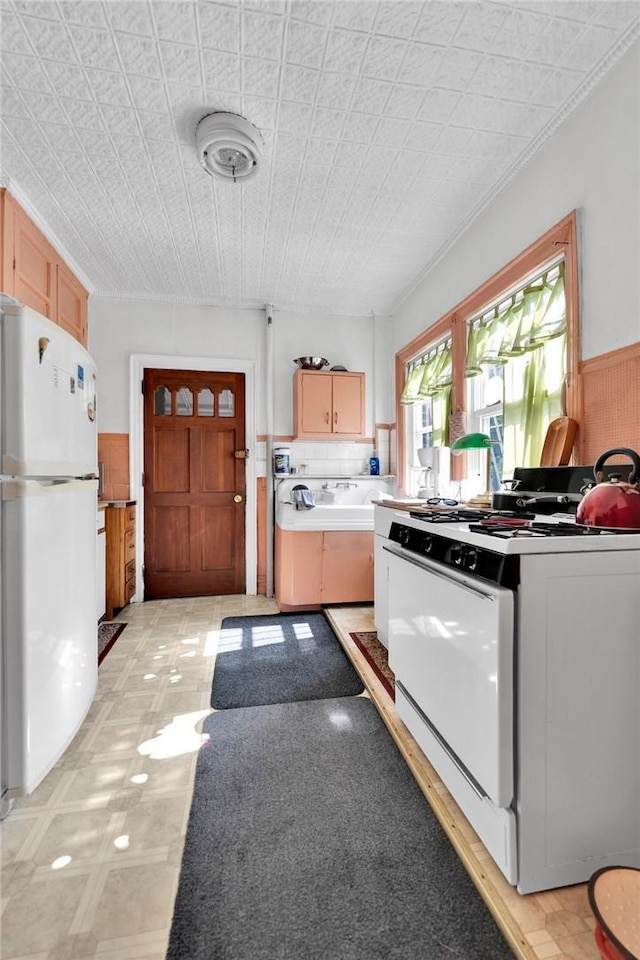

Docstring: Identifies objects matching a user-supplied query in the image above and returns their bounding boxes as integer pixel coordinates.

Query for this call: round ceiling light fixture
[196,112,263,183]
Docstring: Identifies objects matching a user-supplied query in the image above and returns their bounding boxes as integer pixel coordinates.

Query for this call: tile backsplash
[256,440,393,480]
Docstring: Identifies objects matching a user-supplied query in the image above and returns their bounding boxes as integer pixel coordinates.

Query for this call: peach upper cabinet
[0,189,88,346]
[293,369,365,440]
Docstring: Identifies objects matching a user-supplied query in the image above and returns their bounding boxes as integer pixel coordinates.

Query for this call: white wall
[89,297,376,441]
[89,298,263,433]
[270,309,375,438]
[393,39,640,361]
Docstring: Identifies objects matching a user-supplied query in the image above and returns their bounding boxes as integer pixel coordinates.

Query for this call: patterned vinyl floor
[1,598,601,960]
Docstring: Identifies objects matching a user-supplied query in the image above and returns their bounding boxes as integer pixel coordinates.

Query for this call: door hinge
[141,380,145,394]
[141,473,145,487]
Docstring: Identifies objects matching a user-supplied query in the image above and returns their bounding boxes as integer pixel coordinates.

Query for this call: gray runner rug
[211,612,364,709]
[166,697,514,960]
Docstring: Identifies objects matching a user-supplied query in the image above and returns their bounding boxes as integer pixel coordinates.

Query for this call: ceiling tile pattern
[1,0,639,316]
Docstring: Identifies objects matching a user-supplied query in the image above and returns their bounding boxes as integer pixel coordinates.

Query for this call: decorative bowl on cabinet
[293,357,329,370]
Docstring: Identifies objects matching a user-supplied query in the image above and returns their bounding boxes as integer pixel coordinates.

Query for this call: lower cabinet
[96,506,106,622]
[275,527,373,608]
[105,503,136,620]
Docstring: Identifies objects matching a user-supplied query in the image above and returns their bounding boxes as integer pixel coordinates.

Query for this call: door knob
[234,494,244,503]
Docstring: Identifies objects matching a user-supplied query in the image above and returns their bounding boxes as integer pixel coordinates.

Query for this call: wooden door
[143,369,246,599]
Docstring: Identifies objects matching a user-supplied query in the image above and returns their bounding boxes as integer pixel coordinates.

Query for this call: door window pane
[197,388,215,417]
[154,385,172,415]
[176,387,193,416]
[218,388,234,417]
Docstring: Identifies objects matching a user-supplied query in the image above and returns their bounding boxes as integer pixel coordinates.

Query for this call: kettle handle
[594,448,640,485]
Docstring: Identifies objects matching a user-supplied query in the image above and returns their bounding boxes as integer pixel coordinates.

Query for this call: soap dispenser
[369,451,380,476]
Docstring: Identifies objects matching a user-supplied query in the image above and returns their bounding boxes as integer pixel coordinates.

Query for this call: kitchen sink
[276,501,375,531]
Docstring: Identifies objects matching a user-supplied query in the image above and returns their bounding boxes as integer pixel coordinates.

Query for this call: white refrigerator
[0,295,99,817]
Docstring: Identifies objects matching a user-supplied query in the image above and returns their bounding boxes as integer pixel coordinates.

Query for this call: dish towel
[292,488,316,510]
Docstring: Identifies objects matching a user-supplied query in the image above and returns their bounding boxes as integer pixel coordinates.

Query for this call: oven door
[385,543,514,808]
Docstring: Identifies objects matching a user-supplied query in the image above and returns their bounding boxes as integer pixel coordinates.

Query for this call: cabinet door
[96,528,106,622]
[105,505,136,619]
[321,531,374,603]
[57,261,88,346]
[332,373,364,436]
[275,527,323,606]
[12,206,56,319]
[296,372,333,435]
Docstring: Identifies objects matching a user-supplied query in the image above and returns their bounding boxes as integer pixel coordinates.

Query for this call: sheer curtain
[466,262,566,476]
[400,338,452,446]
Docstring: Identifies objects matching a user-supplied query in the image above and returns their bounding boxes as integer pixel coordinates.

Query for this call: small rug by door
[211,612,364,709]
[166,697,514,960]
[350,630,395,701]
[98,622,127,665]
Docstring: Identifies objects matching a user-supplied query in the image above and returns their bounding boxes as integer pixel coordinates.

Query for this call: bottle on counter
[273,446,290,475]
[369,451,380,476]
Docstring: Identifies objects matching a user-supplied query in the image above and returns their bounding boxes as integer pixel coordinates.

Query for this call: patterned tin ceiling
[1,1,639,317]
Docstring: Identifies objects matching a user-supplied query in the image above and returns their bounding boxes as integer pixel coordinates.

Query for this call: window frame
[395,211,580,495]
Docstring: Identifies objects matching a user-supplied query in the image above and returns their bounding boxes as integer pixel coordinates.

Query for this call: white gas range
[376,505,640,894]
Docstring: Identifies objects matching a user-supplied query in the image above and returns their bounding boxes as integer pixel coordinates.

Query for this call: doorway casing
[129,353,257,602]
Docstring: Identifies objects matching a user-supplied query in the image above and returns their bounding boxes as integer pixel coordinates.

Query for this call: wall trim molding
[580,340,640,372]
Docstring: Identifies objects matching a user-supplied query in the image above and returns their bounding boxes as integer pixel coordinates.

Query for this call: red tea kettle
[576,447,640,529]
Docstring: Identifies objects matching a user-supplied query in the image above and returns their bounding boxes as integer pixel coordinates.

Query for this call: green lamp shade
[451,432,492,454]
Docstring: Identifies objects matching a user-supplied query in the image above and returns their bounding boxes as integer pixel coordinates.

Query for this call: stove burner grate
[409,509,640,537]
[410,509,535,524]
[468,521,634,538]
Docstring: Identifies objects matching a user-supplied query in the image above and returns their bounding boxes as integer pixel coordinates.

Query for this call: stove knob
[421,534,434,554]
[400,527,411,547]
[451,545,465,566]
[466,548,479,571]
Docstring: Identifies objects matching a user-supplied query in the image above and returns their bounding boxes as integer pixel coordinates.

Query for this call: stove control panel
[388,522,520,588]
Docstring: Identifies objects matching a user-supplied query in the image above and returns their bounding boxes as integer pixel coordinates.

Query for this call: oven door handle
[383,543,496,602]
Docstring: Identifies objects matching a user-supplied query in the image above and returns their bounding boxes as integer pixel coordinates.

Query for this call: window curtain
[466,262,566,476]
[400,338,452,446]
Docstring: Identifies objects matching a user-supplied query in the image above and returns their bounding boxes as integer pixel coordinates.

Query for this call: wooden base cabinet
[105,503,136,621]
[275,526,373,609]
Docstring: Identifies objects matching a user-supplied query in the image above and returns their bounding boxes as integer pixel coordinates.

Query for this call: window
[465,259,566,484]
[176,386,194,416]
[466,365,504,490]
[400,337,452,494]
[414,401,434,454]
[395,212,579,496]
